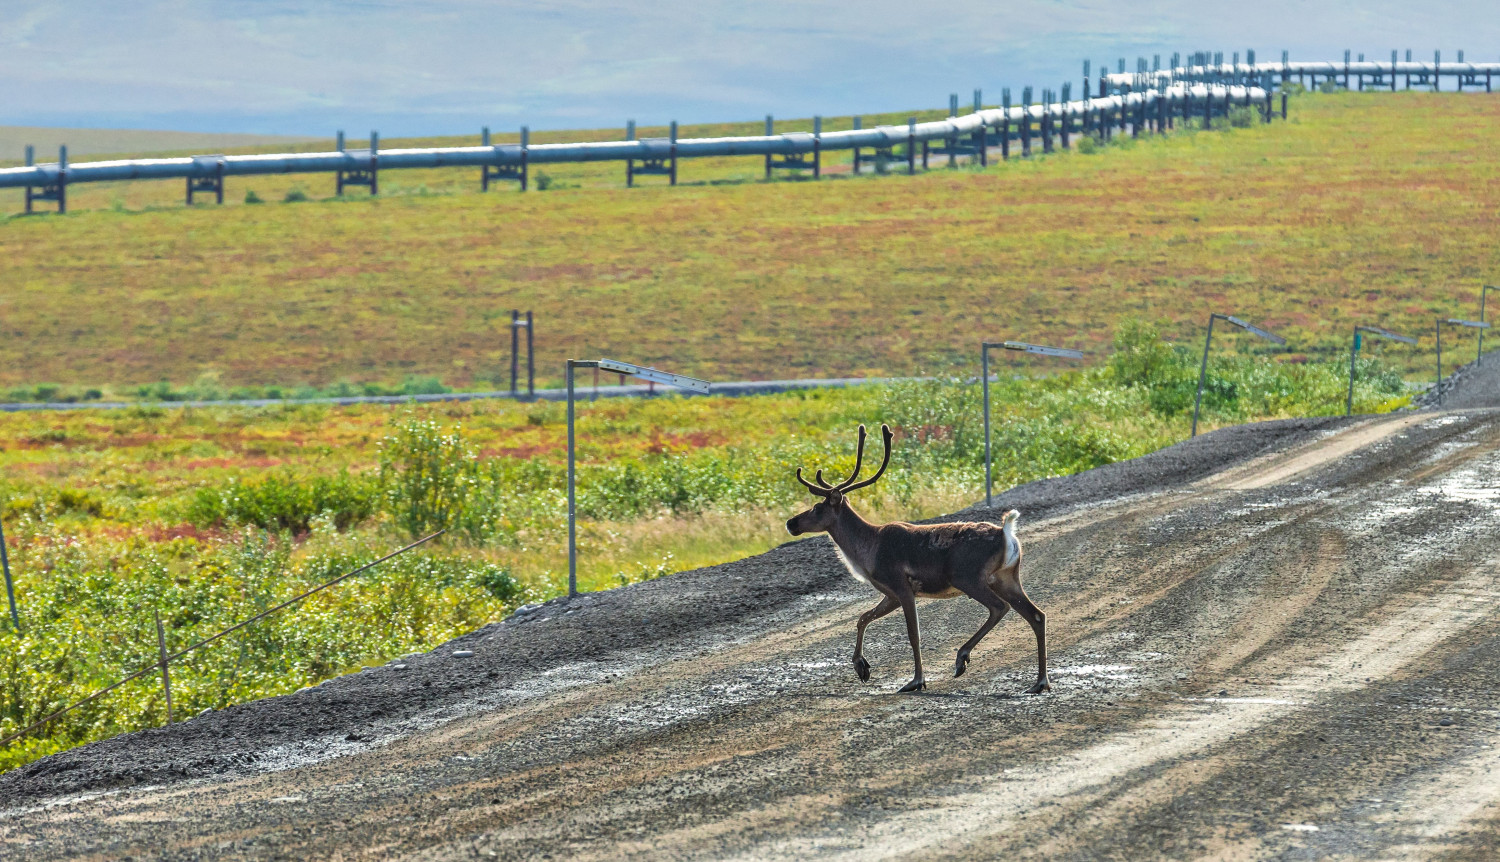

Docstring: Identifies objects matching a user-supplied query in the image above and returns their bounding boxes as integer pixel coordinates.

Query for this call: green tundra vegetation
[0,91,1494,402]
[0,322,1409,771]
[0,88,1468,770]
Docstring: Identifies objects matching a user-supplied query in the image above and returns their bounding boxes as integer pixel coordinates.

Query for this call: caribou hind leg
[996,563,1050,693]
[853,594,899,682]
[950,578,1011,678]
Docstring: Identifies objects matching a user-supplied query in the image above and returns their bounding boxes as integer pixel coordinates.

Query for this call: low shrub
[189,472,378,533]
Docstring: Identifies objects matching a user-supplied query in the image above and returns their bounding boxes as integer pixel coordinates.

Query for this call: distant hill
[0,126,320,161]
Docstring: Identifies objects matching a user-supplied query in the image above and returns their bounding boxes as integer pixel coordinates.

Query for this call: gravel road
[5,383,1500,858]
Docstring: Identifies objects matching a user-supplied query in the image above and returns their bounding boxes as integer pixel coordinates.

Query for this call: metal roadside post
[1192,314,1286,437]
[154,609,173,724]
[981,341,1085,507]
[1347,326,1417,415]
[1436,318,1491,403]
[508,310,535,397]
[566,359,710,597]
[0,516,17,631]
[1479,285,1499,363]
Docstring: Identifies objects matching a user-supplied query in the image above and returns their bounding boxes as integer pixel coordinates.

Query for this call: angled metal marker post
[0,516,16,631]
[1435,318,1491,403]
[1192,314,1286,437]
[566,359,711,597]
[981,341,1085,507]
[1347,326,1417,415]
[1480,285,1499,364]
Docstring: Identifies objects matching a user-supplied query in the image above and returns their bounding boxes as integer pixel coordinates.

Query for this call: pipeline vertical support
[851,116,862,174]
[1021,86,1033,157]
[23,144,34,214]
[974,89,988,165]
[480,126,491,191]
[626,120,636,187]
[813,115,822,179]
[1060,83,1071,148]
[1001,90,1011,160]
[669,121,678,186]
[907,118,916,174]
[764,115,773,179]
[519,127,529,192]
[947,93,959,167]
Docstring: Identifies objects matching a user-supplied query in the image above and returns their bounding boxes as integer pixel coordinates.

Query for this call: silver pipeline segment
[1105,61,1500,90]
[0,84,1267,192]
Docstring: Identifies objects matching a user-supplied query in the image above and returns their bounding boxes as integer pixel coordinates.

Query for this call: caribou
[786,424,1050,694]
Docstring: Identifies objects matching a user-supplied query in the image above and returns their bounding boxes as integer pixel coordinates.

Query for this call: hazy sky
[0,1,1493,136]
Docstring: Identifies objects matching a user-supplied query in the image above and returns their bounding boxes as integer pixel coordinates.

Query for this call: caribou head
[785,423,893,536]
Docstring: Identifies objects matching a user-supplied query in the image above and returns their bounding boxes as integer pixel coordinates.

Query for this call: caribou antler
[796,467,833,497]
[794,424,894,497]
[840,424,893,493]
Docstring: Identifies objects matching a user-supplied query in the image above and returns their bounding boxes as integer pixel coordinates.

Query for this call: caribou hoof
[954,651,970,678]
[1026,678,1052,694]
[854,655,871,683]
[898,677,927,694]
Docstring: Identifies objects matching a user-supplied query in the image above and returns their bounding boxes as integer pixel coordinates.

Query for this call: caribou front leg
[895,592,926,693]
[853,594,899,682]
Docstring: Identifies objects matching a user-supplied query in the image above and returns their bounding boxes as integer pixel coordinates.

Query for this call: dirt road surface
[6,382,1500,858]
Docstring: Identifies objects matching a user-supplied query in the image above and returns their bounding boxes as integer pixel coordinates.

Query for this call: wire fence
[0,530,444,749]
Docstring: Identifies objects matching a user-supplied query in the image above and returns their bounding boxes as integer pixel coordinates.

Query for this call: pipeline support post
[185,157,225,205]
[481,126,528,192]
[337,131,379,196]
[765,115,822,179]
[27,145,67,214]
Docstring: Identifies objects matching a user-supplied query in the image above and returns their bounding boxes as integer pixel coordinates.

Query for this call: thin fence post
[526,311,535,396]
[0,518,17,631]
[155,609,173,725]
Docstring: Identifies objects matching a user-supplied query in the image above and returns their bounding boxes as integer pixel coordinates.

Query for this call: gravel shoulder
[7,395,1500,859]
